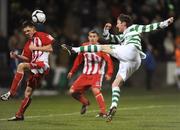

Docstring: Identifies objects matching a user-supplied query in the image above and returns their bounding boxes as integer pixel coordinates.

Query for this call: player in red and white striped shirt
[68,30,113,117]
[0,21,54,121]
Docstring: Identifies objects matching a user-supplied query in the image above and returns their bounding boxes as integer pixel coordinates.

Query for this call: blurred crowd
[0,0,180,89]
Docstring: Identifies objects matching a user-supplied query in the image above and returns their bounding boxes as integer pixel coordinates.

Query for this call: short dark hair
[89,30,99,36]
[117,14,133,27]
[22,20,36,29]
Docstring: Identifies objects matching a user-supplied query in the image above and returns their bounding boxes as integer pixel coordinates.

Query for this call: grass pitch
[0,87,180,130]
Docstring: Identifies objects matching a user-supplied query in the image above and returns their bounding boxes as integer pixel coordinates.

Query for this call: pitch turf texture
[0,87,180,130]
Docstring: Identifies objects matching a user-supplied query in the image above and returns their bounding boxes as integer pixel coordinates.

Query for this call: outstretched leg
[61,44,114,54]
[1,63,30,101]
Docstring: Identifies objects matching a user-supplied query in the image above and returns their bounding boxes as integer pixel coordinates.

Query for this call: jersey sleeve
[38,32,54,46]
[103,33,124,44]
[133,23,161,33]
[69,53,84,74]
[21,41,32,60]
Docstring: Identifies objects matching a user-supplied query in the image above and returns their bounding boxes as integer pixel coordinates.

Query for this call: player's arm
[101,52,114,80]
[135,17,174,33]
[29,43,53,52]
[32,33,55,52]
[10,51,30,62]
[67,53,84,79]
[103,23,124,43]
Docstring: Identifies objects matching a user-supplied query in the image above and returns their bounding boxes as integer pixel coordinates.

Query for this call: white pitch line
[0,105,177,121]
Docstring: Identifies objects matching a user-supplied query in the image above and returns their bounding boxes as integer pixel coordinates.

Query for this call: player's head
[88,30,99,43]
[116,14,132,32]
[22,20,37,38]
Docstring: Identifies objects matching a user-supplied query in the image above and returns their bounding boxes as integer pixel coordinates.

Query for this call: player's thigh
[91,74,103,89]
[27,73,44,89]
[117,60,141,81]
[71,75,90,92]
[17,62,31,71]
[111,44,139,61]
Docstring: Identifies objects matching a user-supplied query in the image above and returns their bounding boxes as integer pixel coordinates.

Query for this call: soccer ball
[32,10,46,23]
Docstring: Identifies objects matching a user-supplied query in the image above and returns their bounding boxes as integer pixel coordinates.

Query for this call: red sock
[10,72,24,96]
[79,94,89,105]
[72,92,89,105]
[16,97,31,117]
[95,92,106,114]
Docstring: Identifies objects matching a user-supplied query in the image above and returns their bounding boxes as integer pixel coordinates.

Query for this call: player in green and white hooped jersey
[61,14,174,122]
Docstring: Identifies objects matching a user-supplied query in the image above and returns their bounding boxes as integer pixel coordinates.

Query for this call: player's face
[88,33,99,43]
[116,19,126,32]
[23,26,36,38]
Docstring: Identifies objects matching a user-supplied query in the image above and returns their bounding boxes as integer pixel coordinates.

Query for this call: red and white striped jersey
[69,42,113,76]
[22,32,54,74]
[22,32,54,64]
[31,37,49,63]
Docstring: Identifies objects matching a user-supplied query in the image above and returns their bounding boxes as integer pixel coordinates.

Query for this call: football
[32,10,46,23]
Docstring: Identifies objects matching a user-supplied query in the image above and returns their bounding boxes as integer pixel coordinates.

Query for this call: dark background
[0,0,180,93]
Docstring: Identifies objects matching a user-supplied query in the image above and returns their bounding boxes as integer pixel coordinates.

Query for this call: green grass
[0,87,180,130]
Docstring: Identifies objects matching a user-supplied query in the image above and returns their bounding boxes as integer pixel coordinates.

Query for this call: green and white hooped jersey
[104,22,161,59]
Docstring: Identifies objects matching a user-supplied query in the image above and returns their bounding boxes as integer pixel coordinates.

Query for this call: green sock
[73,45,101,53]
[110,87,120,109]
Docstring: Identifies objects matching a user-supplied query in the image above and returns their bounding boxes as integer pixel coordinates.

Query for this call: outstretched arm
[103,23,124,43]
[10,51,30,62]
[134,17,174,33]
[29,44,53,52]
[67,53,83,79]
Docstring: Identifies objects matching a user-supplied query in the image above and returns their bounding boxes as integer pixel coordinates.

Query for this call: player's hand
[167,17,174,25]
[10,51,18,59]
[67,72,73,79]
[104,23,112,30]
[160,17,174,28]
[105,74,111,81]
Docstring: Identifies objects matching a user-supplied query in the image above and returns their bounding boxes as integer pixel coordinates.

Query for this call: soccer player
[67,30,113,118]
[61,14,174,121]
[0,21,54,121]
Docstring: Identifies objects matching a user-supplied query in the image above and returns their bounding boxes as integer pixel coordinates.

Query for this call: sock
[16,97,32,117]
[10,72,24,96]
[110,87,120,109]
[72,45,101,53]
[95,92,106,114]
[72,92,89,105]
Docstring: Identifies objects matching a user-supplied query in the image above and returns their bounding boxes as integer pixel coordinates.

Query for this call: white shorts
[30,61,50,74]
[109,44,141,81]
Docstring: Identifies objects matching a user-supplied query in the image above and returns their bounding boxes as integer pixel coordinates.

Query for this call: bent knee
[91,88,100,95]
[17,63,30,71]
[17,63,25,69]
[69,88,75,95]
[112,80,124,87]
